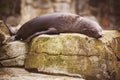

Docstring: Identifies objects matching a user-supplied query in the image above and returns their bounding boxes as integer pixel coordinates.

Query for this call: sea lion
[7,12,102,42]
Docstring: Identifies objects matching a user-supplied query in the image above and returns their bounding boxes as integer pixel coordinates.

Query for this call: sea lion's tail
[6,35,17,42]
[4,22,17,42]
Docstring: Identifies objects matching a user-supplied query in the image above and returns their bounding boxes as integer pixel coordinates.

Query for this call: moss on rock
[25,30,120,80]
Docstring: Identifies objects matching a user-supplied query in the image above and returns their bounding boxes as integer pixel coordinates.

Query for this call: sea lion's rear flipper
[6,35,17,42]
[26,28,58,42]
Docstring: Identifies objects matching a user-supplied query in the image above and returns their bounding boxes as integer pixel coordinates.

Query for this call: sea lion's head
[78,17,102,39]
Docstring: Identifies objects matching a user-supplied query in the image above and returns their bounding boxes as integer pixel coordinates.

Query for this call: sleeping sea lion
[7,12,102,42]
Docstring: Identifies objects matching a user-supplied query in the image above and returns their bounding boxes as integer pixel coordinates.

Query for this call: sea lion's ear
[82,28,87,31]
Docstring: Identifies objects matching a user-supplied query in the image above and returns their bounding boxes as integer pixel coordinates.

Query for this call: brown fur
[7,12,102,42]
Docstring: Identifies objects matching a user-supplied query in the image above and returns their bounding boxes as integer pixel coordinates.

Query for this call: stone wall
[20,0,75,24]
[0,0,120,30]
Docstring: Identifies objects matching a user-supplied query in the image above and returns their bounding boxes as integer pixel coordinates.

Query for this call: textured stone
[0,68,85,80]
[25,30,120,80]
[53,3,70,12]
[20,0,54,24]
[0,20,10,46]
[0,20,10,36]
[53,0,71,3]
[0,41,28,67]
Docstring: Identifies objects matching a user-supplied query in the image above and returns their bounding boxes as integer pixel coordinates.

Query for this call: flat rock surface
[0,68,84,80]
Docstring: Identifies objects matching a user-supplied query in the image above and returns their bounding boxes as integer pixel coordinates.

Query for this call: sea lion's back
[16,12,79,40]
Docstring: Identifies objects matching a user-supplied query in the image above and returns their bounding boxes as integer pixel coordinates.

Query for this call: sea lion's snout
[95,30,102,39]
[90,32,102,39]
[96,34,102,39]
[79,17,103,39]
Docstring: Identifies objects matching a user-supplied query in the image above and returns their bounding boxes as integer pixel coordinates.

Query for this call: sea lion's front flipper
[26,28,58,42]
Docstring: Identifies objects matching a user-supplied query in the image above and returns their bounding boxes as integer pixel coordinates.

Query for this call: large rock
[25,30,120,80]
[0,41,28,67]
